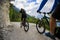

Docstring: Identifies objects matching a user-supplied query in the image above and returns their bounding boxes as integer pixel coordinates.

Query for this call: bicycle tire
[24,21,29,32]
[36,20,45,34]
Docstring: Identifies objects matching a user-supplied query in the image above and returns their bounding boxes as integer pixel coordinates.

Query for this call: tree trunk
[0,0,10,28]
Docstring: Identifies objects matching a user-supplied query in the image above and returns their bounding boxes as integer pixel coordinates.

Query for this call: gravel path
[3,22,59,40]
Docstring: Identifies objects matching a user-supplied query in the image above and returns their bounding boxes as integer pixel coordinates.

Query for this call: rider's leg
[50,16,56,35]
[50,4,60,35]
[45,16,56,40]
[24,18,26,26]
[20,17,23,28]
[23,18,25,26]
[45,4,60,39]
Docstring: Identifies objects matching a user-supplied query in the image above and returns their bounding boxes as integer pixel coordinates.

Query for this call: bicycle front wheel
[36,20,45,34]
[24,21,29,32]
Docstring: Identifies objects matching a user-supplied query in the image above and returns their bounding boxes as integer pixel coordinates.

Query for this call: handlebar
[37,11,51,15]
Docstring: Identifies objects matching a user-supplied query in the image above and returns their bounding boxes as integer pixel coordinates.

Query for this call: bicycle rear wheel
[24,21,29,32]
[36,20,45,34]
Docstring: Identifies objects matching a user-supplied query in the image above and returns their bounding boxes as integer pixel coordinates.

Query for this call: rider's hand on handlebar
[37,10,39,13]
[37,10,41,13]
[47,12,51,14]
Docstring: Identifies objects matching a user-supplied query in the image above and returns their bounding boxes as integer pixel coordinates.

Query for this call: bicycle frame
[40,12,60,31]
[40,13,50,30]
[42,13,50,25]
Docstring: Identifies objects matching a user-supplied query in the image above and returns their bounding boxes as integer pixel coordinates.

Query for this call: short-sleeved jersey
[37,0,60,13]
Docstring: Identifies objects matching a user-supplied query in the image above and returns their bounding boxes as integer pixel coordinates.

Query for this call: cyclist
[20,8,27,28]
[37,0,60,39]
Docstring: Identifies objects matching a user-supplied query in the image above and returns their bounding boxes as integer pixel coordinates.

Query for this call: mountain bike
[36,12,60,39]
[20,19,29,32]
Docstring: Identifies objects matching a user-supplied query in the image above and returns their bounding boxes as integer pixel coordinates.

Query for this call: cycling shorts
[52,4,60,20]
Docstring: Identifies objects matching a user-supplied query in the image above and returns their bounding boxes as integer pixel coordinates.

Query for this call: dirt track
[5,22,57,40]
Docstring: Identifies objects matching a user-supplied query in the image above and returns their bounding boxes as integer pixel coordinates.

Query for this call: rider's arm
[37,0,48,12]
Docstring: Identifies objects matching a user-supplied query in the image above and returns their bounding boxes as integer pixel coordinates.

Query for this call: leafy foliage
[9,3,21,22]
